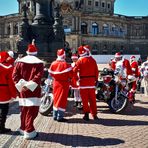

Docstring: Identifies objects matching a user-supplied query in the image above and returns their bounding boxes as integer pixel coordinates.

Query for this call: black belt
[0,84,8,86]
[80,76,95,79]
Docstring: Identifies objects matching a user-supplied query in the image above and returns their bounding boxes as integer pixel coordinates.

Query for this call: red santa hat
[71,53,78,59]
[115,52,122,58]
[130,55,136,60]
[26,39,38,55]
[57,48,66,60]
[78,46,87,57]
[83,45,90,52]
[0,51,9,63]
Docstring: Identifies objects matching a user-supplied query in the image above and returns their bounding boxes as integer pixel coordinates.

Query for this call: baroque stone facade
[0,0,148,59]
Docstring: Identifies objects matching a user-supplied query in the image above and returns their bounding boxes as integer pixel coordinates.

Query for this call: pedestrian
[73,45,99,121]
[71,53,82,109]
[140,56,148,96]
[0,51,16,133]
[48,48,73,122]
[12,41,44,139]
[129,56,139,103]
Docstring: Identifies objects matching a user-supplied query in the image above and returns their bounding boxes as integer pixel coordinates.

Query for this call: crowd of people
[0,42,148,140]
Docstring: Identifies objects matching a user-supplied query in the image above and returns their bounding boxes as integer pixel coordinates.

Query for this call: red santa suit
[71,54,81,106]
[12,44,44,139]
[48,49,73,121]
[73,46,99,120]
[0,51,16,133]
[130,56,139,93]
[114,53,135,103]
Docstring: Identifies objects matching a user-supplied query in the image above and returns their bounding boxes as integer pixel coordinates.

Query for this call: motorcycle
[39,77,53,116]
[96,68,129,113]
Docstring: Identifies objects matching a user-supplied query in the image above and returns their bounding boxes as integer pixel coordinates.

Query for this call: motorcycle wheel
[108,94,128,113]
[39,93,53,116]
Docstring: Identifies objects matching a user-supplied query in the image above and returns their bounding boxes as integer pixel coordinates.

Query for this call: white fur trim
[48,67,72,74]
[79,86,95,89]
[0,100,12,104]
[128,75,136,81]
[26,51,37,55]
[0,63,12,69]
[53,106,65,112]
[8,51,14,58]
[18,128,24,135]
[18,97,41,106]
[83,46,89,51]
[15,79,27,92]
[71,56,78,59]
[24,81,38,92]
[131,68,136,71]
[79,51,87,57]
[18,55,44,64]
[24,130,37,139]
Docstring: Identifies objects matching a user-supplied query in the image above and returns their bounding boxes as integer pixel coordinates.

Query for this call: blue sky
[0,0,148,16]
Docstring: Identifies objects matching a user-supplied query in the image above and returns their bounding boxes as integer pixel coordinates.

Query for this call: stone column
[31,0,54,57]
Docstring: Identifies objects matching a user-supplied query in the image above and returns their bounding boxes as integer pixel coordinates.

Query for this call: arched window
[14,24,18,35]
[7,25,10,35]
[111,24,119,36]
[92,23,99,35]
[81,22,87,34]
[103,24,109,35]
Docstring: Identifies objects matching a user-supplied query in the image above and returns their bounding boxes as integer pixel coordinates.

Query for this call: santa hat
[130,56,136,60]
[0,51,9,63]
[26,39,38,55]
[78,46,87,57]
[115,52,122,58]
[57,48,66,60]
[8,51,14,58]
[83,45,90,52]
[71,53,78,59]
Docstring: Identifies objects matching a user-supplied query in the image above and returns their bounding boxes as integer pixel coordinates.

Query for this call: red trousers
[80,88,97,117]
[20,106,39,132]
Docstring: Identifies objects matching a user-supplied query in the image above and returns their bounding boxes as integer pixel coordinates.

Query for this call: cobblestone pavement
[0,92,148,148]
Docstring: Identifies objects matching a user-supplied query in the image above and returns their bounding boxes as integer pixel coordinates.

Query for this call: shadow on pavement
[34,133,125,147]
[67,117,148,126]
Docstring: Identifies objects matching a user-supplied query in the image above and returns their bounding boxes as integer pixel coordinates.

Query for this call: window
[107,3,110,9]
[92,23,99,35]
[64,25,71,34]
[14,24,18,35]
[88,1,91,5]
[95,1,99,7]
[103,24,109,35]
[81,22,87,34]
[102,2,105,7]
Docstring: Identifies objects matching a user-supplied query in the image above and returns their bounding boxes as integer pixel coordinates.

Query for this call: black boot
[83,113,89,121]
[0,103,10,134]
[73,101,78,107]
[77,102,83,110]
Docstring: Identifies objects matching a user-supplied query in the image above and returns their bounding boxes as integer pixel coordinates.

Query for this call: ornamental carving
[60,2,73,13]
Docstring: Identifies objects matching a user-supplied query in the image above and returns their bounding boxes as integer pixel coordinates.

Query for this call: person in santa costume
[0,51,16,133]
[129,56,140,103]
[12,40,44,139]
[71,53,82,109]
[73,45,99,121]
[48,49,73,122]
[111,52,136,103]
[140,56,148,96]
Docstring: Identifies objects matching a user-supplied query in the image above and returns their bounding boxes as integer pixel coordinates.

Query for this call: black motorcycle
[39,77,53,116]
[96,68,128,113]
